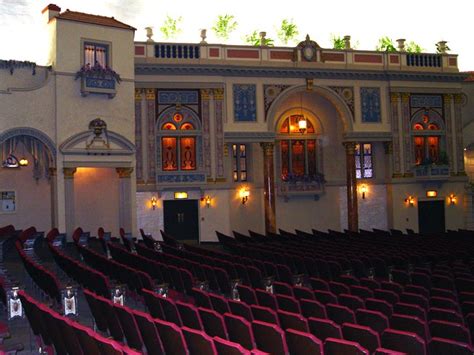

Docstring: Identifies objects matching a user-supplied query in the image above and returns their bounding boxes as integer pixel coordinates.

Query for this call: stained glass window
[410,108,445,165]
[159,110,200,173]
[232,144,247,182]
[278,115,319,180]
[162,137,177,171]
[355,143,373,179]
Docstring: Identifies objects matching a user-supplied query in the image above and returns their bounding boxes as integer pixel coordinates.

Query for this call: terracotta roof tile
[56,10,136,31]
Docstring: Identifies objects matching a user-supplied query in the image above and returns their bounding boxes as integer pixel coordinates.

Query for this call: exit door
[418,200,445,235]
[163,200,199,241]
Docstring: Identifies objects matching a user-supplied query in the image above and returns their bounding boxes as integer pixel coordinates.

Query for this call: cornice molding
[135,64,468,83]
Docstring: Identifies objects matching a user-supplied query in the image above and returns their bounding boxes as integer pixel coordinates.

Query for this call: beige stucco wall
[73,167,120,236]
[0,152,52,232]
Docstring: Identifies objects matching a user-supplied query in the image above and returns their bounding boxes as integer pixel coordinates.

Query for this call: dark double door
[163,200,199,241]
[418,200,445,235]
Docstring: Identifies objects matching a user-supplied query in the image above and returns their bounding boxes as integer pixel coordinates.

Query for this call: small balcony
[75,64,121,98]
[413,164,450,180]
[278,174,325,201]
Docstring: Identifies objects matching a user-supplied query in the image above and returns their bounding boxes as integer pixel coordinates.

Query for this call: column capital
[384,142,393,154]
[213,88,224,100]
[390,92,401,103]
[401,93,410,103]
[343,141,356,155]
[116,167,134,178]
[260,142,275,156]
[454,93,465,105]
[63,168,76,179]
[145,89,156,100]
[200,89,212,100]
[443,93,453,104]
[135,89,144,100]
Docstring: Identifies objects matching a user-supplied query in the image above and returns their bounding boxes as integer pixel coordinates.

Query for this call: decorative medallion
[329,86,355,117]
[264,84,291,117]
[295,35,321,62]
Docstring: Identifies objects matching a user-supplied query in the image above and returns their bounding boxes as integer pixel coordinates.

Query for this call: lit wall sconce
[151,197,157,210]
[201,195,211,208]
[405,195,415,207]
[426,190,438,198]
[359,184,367,199]
[298,116,307,134]
[239,188,250,205]
[18,157,28,167]
[448,194,457,205]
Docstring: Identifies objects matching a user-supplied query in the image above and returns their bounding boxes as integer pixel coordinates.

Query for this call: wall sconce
[18,157,28,167]
[405,195,415,207]
[359,184,367,199]
[151,197,157,210]
[448,194,457,205]
[426,190,437,198]
[298,116,307,134]
[201,195,211,208]
[239,188,250,205]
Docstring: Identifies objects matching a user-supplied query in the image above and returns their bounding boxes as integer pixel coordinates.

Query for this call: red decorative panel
[180,137,196,170]
[291,140,305,176]
[135,46,145,55]
[227,49,260,59]
[162,137,177,171]
[209,48,220,57]
[354,54,383,63]
[390,55,400,64]
[321,53,345,62]
[270,51,293,60]
[449,57,457,66]
[281,140,289,178]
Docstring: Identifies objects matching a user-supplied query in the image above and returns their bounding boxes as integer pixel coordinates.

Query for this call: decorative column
[261,142,276,234]
[454,94,466,175]
[49,167,58,229]
[135,89,144,184]
[443,94,455,175]
[145,89,156,184]
[401,93,413,177]
[390,93,403,177]
[214,88,225,178]
[201,89,212,177]
[116,168,134,233]
[344,142,358,232]
[63,168,76,238]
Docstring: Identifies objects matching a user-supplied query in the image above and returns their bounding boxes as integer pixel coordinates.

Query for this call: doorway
[418,200,445,235]
[163,200,199,241]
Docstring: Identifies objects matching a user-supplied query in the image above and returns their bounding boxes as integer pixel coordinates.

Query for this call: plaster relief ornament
[87,118,110,148]
[296,34,321,62]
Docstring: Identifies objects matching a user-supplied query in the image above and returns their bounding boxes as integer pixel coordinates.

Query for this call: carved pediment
[60,130,135,156]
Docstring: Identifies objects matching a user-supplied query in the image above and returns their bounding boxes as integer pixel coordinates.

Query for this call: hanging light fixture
[18,139,28,167]
[298,91,307,134]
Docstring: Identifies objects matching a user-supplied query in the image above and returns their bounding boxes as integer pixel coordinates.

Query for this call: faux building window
[160,113,198,172]
[232,144,247,182]
[277,115,321,180]
[355,143,373,179]
[411,109,446,165]
[84,42,108,67]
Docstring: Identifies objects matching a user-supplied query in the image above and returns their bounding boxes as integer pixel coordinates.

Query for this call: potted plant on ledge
[75,63,122,98]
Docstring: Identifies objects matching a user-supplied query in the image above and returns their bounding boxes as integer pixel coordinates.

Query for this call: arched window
[158,110,201,172]
[410,109,445,165]
[277,114,321,180]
